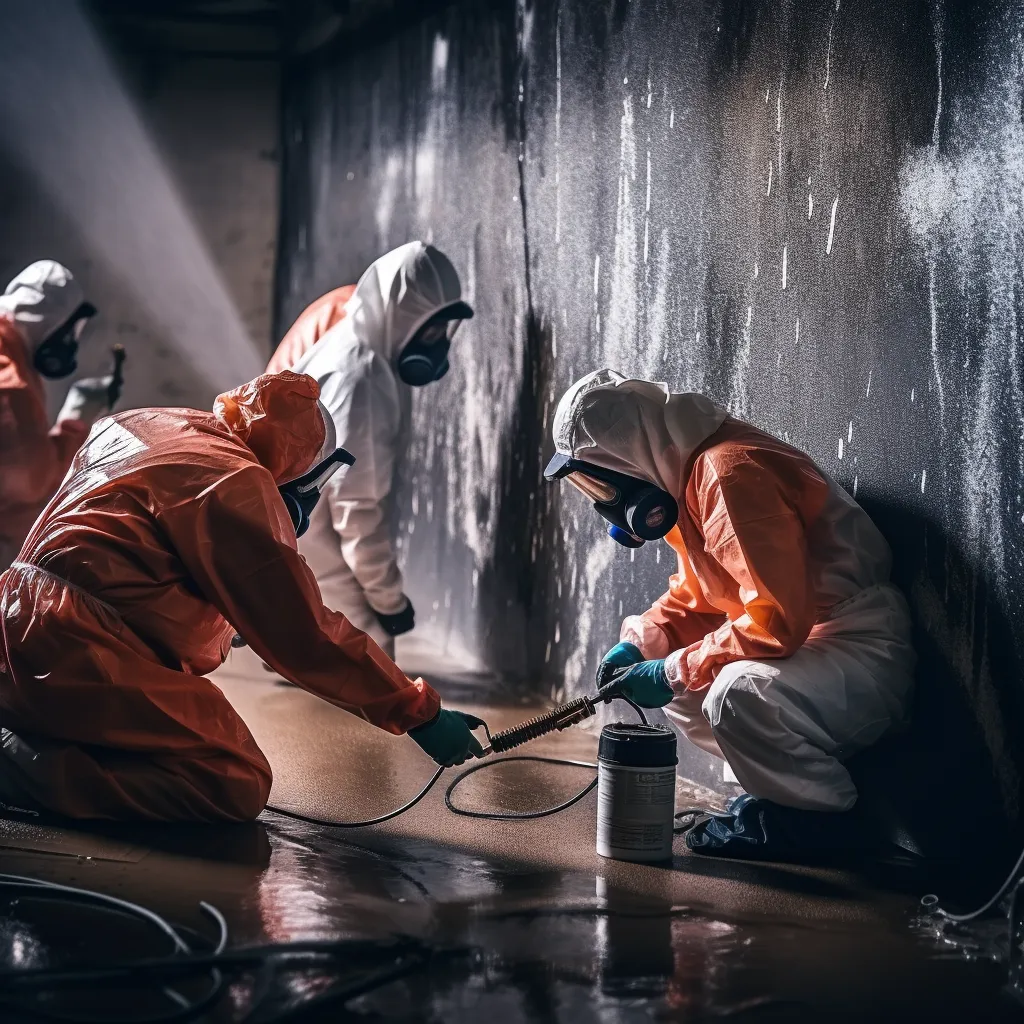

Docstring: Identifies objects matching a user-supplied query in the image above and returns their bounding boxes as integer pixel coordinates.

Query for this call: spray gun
[477,691,621,756]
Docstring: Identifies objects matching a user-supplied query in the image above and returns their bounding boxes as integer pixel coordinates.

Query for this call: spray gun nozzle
[485,695,600,754]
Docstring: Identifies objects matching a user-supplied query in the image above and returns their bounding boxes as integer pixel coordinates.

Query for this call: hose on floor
[0,872,434,1023]
[921,843,1024,923]
[265,697,648,828]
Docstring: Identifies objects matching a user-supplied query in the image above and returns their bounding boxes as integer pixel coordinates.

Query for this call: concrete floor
[0,647,1013,1022]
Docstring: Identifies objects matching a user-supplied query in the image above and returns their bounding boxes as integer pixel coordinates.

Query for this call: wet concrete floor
[0,650,1014,1021]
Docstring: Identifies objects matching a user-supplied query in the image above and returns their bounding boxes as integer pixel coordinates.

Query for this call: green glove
[409,708,486,766]
[595,641,646,689]
[599,659,674,708]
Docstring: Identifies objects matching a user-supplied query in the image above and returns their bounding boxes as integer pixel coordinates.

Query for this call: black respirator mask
[279,447,356,538]
[544,452,679,548]
[33,301,97,380]
[396,301,473,387]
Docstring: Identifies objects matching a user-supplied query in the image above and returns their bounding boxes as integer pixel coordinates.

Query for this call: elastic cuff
[619,616,671,660]
[408,706,441,735]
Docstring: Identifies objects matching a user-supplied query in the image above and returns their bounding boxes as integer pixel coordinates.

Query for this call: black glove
[373,598,415,637]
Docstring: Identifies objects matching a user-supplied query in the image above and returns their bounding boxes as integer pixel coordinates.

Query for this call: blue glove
[595,641,646,689]
[600,659,674,708]
[373,598,415,637]
[409,708,486,766]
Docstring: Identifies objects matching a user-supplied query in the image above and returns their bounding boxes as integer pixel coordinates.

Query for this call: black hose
[266,697,648,828]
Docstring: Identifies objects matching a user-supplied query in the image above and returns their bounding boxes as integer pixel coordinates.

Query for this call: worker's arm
[620,526,726,658]
[159,463,438,734]
[319,355,407,615]
[676,448,825,690]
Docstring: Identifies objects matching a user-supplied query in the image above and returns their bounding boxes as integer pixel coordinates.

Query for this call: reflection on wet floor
[0,668,1013,1021]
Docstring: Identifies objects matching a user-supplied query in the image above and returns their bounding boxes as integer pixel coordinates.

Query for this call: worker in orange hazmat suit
[546,369,916,859]
[0,260,110,569]
[266,283,356,375]
[0,371,483,822]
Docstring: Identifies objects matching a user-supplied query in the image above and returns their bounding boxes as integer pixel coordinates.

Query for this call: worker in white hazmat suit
[288,242,473,657]
[546,370,916,859]
[0,260,112,568]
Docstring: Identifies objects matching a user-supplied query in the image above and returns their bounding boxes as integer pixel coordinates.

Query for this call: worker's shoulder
[692,420,817,481]
[105,408,262,480]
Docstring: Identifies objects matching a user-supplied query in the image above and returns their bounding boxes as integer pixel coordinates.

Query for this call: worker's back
[267,283,356,374]
[15,406,260,674]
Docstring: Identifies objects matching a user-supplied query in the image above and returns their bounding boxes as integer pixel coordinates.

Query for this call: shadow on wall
[475,306,554,684]
[852,492,1022,864]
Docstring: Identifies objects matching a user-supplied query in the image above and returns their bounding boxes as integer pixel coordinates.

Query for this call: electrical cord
[266,697,649,828]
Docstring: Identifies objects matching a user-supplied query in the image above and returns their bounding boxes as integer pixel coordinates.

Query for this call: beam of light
[0,0,263,393]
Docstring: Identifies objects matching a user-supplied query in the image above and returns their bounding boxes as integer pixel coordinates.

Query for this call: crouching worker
[0,371,482,821]
[546,370,916,860]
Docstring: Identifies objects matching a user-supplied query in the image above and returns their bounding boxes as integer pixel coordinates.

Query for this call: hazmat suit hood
[341,241,470,366]
[213,371,328,485]
[552,369,729,497]
[0,260,85,351]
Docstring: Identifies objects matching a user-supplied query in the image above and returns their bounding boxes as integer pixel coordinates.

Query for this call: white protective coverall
[554,370,916,811]
[290,242,467,656]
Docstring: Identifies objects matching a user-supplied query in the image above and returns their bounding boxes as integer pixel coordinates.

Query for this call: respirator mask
[396,301,473,387]
[279,447,355,538]
[33,302,97,380]
[544,452,678,548]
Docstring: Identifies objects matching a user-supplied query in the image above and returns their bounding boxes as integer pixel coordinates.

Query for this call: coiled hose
[266,696,649,828]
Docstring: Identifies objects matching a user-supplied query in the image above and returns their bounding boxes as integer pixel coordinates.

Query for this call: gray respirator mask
[544,452,678,548]
[396,301,473,387]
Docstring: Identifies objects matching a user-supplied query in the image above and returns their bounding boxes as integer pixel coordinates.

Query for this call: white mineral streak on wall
[730,305,754,416]
[554,15,562,245]
[898,0,1024,615]
[374,152,402,249]
[648,229,672,379]
[604,94,641,371]
[562,541,616,696]
[776,80,783,185]
[826,196,838,253]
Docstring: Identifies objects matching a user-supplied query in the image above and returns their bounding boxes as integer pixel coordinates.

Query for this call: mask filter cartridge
[596,724,677,862]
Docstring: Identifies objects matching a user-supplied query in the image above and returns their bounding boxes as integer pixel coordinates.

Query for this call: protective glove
[373,597,415,637]
[595,641,646,689]
[409,708,486,766]
[57,375,115,427]
[599,659,674,708]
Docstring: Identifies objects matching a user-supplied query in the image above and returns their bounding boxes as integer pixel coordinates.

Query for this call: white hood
[0,260,84,351]
[552,369,729,497]
[341,241,467,366]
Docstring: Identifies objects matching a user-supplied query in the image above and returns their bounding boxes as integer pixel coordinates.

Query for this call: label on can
[596,762,676,862]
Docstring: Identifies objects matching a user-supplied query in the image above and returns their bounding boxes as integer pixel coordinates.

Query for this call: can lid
[598,723,677,767]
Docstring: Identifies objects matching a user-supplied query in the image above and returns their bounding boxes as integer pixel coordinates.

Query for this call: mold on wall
[276,0,1024,832]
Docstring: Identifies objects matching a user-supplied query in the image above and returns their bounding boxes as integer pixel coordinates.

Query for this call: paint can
[596,723,677,862]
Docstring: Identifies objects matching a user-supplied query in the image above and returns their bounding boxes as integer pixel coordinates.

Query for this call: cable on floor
[266,697,648,828]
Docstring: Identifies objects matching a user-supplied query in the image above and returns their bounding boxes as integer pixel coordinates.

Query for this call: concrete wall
[276,0,1024,840]
[0,3,278,415]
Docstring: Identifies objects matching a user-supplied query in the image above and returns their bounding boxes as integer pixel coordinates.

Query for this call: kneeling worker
[0,371,481,821]
[546,369,915,858]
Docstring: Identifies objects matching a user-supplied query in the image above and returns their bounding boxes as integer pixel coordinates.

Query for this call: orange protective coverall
[266,284,356,374]
[0,317,89,564]
[639,418,833,690]
[0,371,439,821]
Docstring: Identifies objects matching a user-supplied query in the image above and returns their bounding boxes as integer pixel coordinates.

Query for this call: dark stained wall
[276,0,1024,838]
